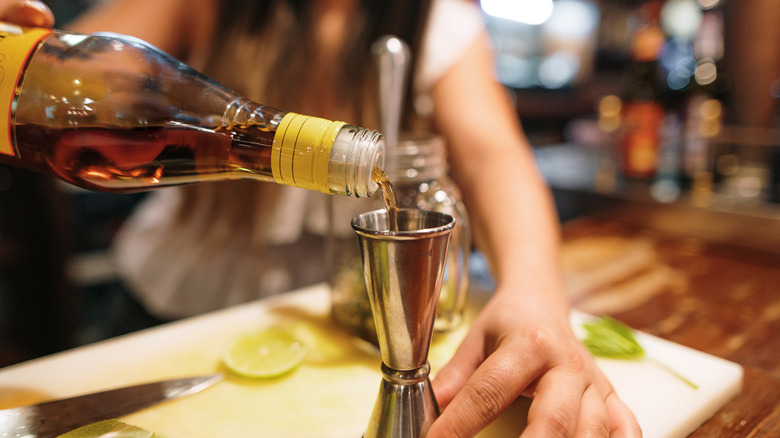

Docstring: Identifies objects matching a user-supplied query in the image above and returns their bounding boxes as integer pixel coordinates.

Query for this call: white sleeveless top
[113,0,486,319]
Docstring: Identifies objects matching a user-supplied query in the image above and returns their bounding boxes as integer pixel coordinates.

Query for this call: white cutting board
[0,284,742,438]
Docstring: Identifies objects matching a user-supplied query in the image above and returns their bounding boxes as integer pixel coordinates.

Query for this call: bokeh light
[661,0,703,40]
[481,0,554,25]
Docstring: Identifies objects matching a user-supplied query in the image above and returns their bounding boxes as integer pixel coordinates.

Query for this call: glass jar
[329,132,471,345]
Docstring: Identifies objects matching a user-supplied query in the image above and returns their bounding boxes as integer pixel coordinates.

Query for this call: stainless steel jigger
[352,208,455,438]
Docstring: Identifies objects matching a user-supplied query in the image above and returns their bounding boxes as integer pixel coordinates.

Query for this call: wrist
[491,269,571,313]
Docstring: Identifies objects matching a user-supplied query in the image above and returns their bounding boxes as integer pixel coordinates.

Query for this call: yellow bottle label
[0,23,51,156]
[272,113,345,194]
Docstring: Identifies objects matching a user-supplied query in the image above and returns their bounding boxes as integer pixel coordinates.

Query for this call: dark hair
[201,0,432,130]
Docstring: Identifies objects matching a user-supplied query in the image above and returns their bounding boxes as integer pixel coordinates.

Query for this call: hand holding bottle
[0,0,53,28]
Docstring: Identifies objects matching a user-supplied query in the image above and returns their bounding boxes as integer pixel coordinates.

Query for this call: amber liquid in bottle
[7,123,276,193]
[372,168,399,232]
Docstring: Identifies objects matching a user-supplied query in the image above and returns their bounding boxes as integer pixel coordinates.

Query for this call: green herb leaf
[583,316,645,359]
[582,316,699,389]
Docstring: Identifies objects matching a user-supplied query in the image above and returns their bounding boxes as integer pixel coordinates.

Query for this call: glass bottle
[619,1,666,179]
[330,132,470,344]
[394,133,471,332]
[0,23,384,197]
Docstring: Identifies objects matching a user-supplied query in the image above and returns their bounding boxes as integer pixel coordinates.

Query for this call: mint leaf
[582,316,698,389]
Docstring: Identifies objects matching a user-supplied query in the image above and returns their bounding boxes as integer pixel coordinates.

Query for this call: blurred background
[0,0,777,367]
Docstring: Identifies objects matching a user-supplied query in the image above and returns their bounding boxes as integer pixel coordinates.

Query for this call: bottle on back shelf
[680,5,728,190]
[0,22,385,197]
[619,1,666,179]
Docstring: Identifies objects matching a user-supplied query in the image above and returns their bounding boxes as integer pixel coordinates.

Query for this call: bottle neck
[223,98,286,130]
[224,99,385,197]
[329,126,385,197]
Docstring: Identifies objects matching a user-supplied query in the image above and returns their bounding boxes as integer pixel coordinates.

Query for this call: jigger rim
[351,208,455,239]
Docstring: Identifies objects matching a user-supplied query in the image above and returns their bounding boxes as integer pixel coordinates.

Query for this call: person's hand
[428,286,643,437]
[0,0,54,28]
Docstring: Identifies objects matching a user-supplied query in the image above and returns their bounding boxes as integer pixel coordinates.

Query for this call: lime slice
[223,327,307,378]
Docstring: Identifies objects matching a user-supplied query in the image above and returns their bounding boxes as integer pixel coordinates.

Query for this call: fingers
[574,384,610,437]
[431,330,642,438]
[522,367,586,437]
[431,330,486,410]
[605,391,643,438]
[428,343,544,438]
[523,368,642,438]
[524,375,638,438]
[0,0,54,28]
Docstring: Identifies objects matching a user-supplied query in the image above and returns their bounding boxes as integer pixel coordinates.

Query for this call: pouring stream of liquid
[372,168,399,232]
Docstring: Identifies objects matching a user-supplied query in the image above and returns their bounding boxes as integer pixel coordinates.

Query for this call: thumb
[1,0,54,28]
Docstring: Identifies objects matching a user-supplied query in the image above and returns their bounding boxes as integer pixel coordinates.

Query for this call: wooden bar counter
[559,211,780,437]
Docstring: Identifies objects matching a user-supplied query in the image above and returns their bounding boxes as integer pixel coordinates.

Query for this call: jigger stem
[364,362,440,438]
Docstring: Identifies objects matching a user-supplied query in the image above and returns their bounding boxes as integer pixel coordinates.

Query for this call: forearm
[418,25,641,438]
[430,33,567,310]
[457,146,566,304]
